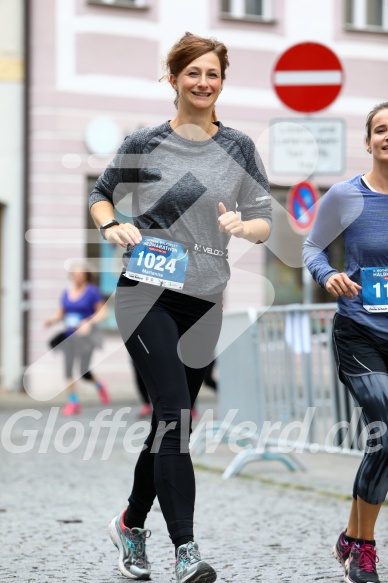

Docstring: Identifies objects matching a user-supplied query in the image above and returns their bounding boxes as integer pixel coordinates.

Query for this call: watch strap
[100,219,119,240]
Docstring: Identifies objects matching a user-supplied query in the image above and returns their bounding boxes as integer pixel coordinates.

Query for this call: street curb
[193,460,357,502]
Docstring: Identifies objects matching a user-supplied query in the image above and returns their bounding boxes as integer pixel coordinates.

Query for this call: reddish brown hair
[164,32,229,120]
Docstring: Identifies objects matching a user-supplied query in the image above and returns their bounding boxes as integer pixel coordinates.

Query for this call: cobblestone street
[1,404,388,583]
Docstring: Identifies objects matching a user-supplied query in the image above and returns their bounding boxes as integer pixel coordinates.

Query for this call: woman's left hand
[218,202,245,238]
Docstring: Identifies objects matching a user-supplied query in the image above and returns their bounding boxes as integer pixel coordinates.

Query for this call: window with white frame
[87,0,148,8]
[220,0,273,21]
[345,0,388,31]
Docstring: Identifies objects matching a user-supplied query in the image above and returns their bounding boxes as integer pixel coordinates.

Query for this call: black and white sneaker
[346,542,380,583]
[333,529,355,576]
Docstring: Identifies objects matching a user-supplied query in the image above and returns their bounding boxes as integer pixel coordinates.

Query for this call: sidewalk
[0,380,141,409]
[0,386,364,502]
[193,439,362,500]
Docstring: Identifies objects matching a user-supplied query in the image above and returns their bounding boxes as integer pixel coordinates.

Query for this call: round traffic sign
[287,182,319,233]
[272,42,343,113]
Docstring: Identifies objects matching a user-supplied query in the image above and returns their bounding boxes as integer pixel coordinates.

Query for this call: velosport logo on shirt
[194,244,226,256]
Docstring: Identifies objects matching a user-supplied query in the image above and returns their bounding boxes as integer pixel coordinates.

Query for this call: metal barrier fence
[191,304,365,478]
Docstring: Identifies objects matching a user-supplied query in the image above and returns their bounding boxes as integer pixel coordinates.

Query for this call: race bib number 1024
[125,236,189,289]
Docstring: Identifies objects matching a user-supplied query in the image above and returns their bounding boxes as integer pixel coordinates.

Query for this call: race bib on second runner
[64,313,83,329]
[125,236,189,289]
[361,266,388,312]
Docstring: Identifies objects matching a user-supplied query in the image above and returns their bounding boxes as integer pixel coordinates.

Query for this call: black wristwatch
[100,219,119,240]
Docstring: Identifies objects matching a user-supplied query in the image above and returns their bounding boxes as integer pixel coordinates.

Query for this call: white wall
[0,0,24,389]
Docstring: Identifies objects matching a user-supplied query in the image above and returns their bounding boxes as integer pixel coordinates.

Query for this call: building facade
[0,0,25,390]
[9,0,388,390]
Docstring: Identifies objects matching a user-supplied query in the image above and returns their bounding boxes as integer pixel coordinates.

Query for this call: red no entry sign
[287,182,319,233]
[272,42,344,113]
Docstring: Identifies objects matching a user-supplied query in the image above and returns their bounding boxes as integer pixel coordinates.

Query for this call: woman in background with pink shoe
[44,264,110,415]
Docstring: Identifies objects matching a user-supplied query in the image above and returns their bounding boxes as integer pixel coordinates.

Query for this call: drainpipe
[21,0,30,387]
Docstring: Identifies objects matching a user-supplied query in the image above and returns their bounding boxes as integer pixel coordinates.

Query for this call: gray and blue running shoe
[109,511,151,580]
[175,541,217,583]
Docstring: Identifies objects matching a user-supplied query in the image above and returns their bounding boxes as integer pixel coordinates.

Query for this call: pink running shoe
[333,530,355,575]
[98,382,110,405]
[346,541,380,583]
[138,403,152,418]
[61,402,81,416]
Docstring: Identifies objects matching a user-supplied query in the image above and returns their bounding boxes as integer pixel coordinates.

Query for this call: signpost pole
[272,42,344,305]
[286,181,319,304]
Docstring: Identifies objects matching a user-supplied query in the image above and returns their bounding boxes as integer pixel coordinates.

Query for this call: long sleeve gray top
[90,121,272,296]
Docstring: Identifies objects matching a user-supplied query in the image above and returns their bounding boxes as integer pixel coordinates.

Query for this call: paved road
[1,404,388,583]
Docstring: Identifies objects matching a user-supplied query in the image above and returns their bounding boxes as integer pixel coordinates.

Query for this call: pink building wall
[27,0,388,383]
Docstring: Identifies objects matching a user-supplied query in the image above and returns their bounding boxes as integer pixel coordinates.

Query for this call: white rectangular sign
[270,118,345,176]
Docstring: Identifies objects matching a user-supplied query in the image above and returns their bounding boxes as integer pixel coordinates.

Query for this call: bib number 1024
[372,282,388,298]
[136,251,176,274]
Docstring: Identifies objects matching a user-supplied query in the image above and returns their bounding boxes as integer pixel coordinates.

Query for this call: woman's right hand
[325,273,362,299]
[105,223,142,248]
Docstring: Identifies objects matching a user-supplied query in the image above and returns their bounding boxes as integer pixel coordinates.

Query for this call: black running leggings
[333,313,388,505]
[115,276,222,542]
[344,371,388,505]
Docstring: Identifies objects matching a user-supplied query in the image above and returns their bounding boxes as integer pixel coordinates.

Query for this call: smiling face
[366,108,388,163]
[170,51,223,115]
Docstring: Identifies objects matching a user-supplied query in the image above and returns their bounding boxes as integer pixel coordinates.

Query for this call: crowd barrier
[191,304,365,479]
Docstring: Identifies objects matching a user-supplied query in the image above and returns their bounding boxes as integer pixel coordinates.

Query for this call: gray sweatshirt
[90,120,272,296]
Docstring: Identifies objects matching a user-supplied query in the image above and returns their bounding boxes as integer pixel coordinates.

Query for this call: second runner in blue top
[304,101,388,583]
